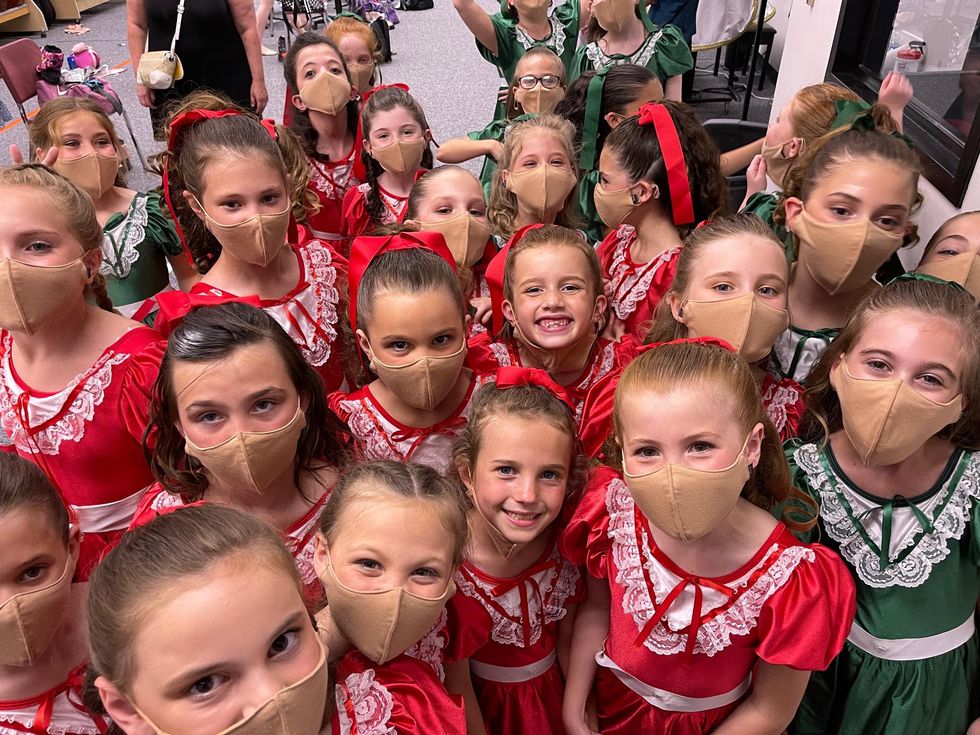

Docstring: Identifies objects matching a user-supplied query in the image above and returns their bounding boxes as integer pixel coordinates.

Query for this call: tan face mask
[514,85,564,115]
[416,213,492,268]
[0,256,88,336]
[347,62,375,94]
[298,71,352,116]
[194,197,291,267]
[0,554,73,666]
[506,166,577,221]
[918,253,980,301]
[370,138,427,177]
[623,435,752,543]
[593,0,635,33]
[320,555,455,664]
[135,639,329,735]
[830,360,963,467]
[593,183,639,228]
[184,406,307,494]
[759,138,804,190]
[368,341,467,411]
[681,293,790,363]
[791,208,904,295]
[54,151,119,199]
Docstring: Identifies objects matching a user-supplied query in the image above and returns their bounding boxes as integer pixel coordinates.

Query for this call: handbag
[137,0,185,90]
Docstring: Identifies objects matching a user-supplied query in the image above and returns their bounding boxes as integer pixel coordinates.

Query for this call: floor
[0,0,775,193]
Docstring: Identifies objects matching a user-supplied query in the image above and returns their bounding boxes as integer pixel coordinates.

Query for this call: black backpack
[369,16,392,62]
[402,0,433,10]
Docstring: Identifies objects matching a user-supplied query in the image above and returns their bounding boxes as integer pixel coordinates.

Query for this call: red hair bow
[494,366,575,411]
[348,231,458,330]
[484,223,544,337]
[360,82,410,105]
[636,103,695,227]
[155,291,263,338]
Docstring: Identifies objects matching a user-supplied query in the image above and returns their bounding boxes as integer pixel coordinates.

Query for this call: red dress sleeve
[755,542,857,671]
[128,482,167,529]
[118,333,165,446]
[465,332,507,376]
[341,185,372,239]
[560,466,617,579]
[597,229,618,275]
[444,587,494,662]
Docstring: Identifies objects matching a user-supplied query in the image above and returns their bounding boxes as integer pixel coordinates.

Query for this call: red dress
[561,467,856,734]
[446,539,583,735]
[598,225,682,339]
[130,483,329,604]
[759,372,805,442]
[328,372,489,474]
[305,147,363,250]
[466,244,497,339]
[0,663,106,735]
[0,327,163,579]
[340,169,426,239]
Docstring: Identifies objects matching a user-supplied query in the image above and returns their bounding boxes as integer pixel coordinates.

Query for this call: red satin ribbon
[154,291,263,337]
[359,82,409,105]
[484,223,544,337]
[636,103,695,227]
[493,366,574,412]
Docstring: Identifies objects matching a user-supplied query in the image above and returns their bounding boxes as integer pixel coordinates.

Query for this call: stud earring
[748,463,754,472]
[630,194,638,204]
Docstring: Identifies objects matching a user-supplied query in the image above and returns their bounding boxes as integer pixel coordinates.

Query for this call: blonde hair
[506,47,566,119]
[29,97,126,188]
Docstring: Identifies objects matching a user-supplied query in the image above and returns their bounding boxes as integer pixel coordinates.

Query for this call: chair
[0,38,151,172]
[702,118,768,212]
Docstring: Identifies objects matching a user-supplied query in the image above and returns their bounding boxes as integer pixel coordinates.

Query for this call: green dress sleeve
[647,23,694,80]
[577,167,605,242]
[552,0,581,70]
[780,438,823,543]
[467,118,510,142]
[477,13,522,81]
[740,192,795,260]
[569,43,592,82]
[144,191,183,258]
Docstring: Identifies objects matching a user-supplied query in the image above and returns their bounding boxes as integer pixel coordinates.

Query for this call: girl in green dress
[786,275,980,735]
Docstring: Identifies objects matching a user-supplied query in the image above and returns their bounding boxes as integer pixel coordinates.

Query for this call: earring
[678,307,684,317]
[630,194,639,205]
[85,266,92,278]
[748,463,754,472]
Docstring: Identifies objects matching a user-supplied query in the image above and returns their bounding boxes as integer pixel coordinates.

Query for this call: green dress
[569,23,692,83]
[741,191,795,259]
[787,441,980,735]
[100,192,183,325]
[772,324,837,384]
[467,113,535,197]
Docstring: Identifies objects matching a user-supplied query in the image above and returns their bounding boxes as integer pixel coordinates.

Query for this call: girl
[488,115,581,239]
[438,48,568,197]
[325,14,382,95]
[563,340,855,734]
[158,92,350,394]
[0,454,103,735]
[0,165,163,580]
[787,276,979,735]
[341,86,434,239]
[87,504,329,734]
[285,32,363,245]
[133,302,347,604]
[646,215,803,441]
[29,99,194,325]
[774,128,920,384]
[330,232,488,473]
[570,0,691,98]
[445,369,587,735]
[595,100,728,338]
[915,210,980,300]
[312,461,468,733]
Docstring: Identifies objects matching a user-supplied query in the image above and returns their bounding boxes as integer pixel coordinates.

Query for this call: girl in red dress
[562,340,856,735]
[594,100,728,339]
[329,231,488,473]
[0,165,163,579]
[341,87,434,239]
[445,368,587,735]
[157,93,349,394]
[87,505,329,734]
[132,302,348,605]
[311,461,468,733]
[0,455,105,734]
[285,32,364,247]
[645,215,804,442]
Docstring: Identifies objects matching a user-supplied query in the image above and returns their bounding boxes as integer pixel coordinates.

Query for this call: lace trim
[404,608,447,682]
[100,194,148,280]
[760,380,803,437]
[337,398,409,463]
[488,342,514,367]
[585,30,664,71]
[335,669,396,735]
[605,227,680,321]
[793,444,980,589]
[573,342,616,424]
[605,478,814,657]
[309,156,355,199]
[515,15,566,58]
[0,688,102,735]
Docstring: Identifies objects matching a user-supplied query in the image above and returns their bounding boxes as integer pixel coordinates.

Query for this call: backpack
[401,0,433,11]
[369,16,392,62]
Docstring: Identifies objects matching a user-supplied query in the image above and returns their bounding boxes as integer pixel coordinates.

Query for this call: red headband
[494,366,575,412]
[485,223,544,337]
[636,103,695,227]
[348,231,458,330]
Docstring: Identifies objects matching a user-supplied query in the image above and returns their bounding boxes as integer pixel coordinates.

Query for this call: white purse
[137,0,186,90]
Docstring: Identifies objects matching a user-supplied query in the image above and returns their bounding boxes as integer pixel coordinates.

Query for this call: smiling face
[411,168,488,224]
[364,106,427,156]
[357,286,465,367]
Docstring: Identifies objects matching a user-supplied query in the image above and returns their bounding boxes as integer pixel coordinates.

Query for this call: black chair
[702,118,767,212]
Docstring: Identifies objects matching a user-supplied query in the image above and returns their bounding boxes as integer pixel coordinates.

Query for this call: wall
[768,0,791,69]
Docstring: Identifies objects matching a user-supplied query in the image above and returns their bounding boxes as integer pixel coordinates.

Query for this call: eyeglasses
[517,74,562,90]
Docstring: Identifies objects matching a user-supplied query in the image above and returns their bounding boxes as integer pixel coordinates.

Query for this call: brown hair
[145,302,348,501]
[0,164,112,311]
[646,214,786,344]
[613,342,815,530]
[921,210,980,260]
[585,0,645,43]
[0,453,69,544]
[488,115,582,237]
[405,165,484,221]
[505,47,567,119]
[159,91,315,273]
[800,277,980,450]
[318,460,470,567]
[29,97,126,188]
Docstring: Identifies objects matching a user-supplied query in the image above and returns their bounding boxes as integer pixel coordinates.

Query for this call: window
[831,0,980,205]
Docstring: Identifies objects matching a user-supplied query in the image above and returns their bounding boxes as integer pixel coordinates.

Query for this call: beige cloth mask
[369,341,466,411]
[370,138,427,177]
[320,556,455,664]
[135,639,328,735]
[760,138,804,189]
[193,197,291,267]
[682,293,790,363]
[184,406,307,494]
[830,360,963,467]
[792,208,903,295]
[514,85,564,115]
[593,0,635,33]
[0,256,87,336]
[917,253,980,301]
[347,62,375,94]
[416,213,492,268]
[507,166,576,221]
[623,436,752,542]
[593,183,638,228]
[298,71,352,116]
[54,151,119,199]
[0,554,73,666]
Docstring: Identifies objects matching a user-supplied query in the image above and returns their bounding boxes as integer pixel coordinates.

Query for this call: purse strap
[170,0,185,55]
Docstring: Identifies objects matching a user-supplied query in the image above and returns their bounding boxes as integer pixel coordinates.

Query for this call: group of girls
[0,5,977,734]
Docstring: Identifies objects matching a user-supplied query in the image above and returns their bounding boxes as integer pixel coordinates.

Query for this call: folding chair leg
[118,106,151,173]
